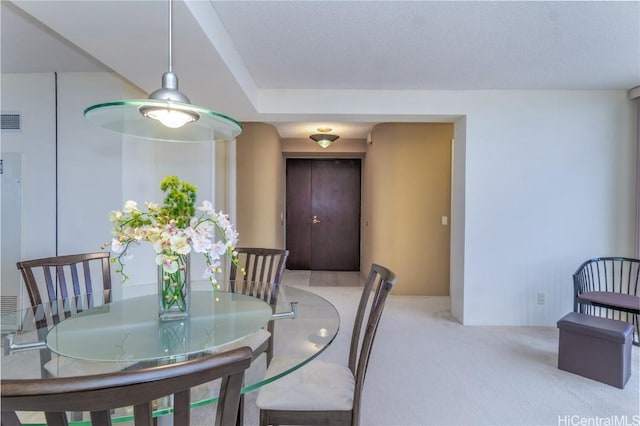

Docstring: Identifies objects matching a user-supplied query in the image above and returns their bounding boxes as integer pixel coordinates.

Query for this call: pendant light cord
[167,0,173,74]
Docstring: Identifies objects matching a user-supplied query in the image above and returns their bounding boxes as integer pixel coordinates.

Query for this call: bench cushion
[557,312,633,344]
[577,292,640,313]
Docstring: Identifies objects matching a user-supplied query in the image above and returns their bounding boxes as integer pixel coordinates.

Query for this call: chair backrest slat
[82,260,93,293]
[44,412,67,425]
[56,265,68,301]
[42,266,57,305]
[132,402,153,426]
[69,263,81,299]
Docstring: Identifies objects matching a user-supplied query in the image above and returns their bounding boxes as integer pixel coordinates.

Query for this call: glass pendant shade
[83,0,242,143]
[84,100,242,142]
[310,133,339,149]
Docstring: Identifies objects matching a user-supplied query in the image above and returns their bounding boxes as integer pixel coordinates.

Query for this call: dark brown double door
[286,159,361,271]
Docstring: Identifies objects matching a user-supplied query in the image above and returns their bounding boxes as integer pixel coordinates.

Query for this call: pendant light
[84,0,242,142]
[310,133,339,149]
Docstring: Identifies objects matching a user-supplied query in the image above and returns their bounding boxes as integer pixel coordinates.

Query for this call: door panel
[310,160,360,270]
[286,159,361,271]
[285,160,312,269]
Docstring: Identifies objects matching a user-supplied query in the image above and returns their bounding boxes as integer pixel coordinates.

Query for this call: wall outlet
[536,293,545,305]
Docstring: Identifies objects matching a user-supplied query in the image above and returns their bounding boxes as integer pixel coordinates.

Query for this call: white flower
[170,234,191,255]
[156,254,179,274]
[108,210,123,222]
[225,227,239,244]
[152,239,165,254]
[145,202,160,211]
[195,220,215,234]
[199,200,215,215]
[202,267,213,279]
[145,227,162,242]
[123,200,137,213]
[215,242,230,257]
[106,181,239,286]
[111,238,125,254]
[191,233,212,253]
[202,261,221,278]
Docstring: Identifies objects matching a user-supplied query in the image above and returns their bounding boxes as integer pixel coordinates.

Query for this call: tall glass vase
[157,253,191,321]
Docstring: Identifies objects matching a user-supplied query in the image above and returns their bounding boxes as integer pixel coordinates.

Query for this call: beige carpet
[309,270,362,287]
[221,270,639,426]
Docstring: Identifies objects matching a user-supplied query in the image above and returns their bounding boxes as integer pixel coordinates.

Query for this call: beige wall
[362,123,453,295]
[235,122,285,249]
[214,140,229,213]
[238,122,453,295]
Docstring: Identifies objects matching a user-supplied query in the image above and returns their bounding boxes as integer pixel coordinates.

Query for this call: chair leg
[267,346,273,366]
[1,411,22,426]
[236,393,245,426]
[259,409,268,426]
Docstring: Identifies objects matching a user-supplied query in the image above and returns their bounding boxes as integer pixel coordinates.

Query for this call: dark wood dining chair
[16,252,118,377]
[17,252,112,311]
[223,247,288,425]
[1,346,253,426]
[256,263,396,426]
[228,247,289,364]
[230,247,289,290]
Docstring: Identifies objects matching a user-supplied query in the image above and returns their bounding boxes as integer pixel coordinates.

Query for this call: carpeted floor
[219,269,639,426]
[309,270,362,287]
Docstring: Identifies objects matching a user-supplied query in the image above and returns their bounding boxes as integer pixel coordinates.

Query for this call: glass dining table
[1,282,340,425]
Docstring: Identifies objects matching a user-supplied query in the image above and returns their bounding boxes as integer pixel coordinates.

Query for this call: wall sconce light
[310,133,339,149]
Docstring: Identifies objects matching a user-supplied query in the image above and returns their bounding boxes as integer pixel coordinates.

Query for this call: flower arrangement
[104,176,241,314]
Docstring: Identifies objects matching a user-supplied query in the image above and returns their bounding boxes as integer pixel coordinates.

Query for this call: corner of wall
[450,117,467,324]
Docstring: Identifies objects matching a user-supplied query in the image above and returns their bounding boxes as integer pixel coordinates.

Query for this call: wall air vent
[1,114,22,131]
[0,295,19,331]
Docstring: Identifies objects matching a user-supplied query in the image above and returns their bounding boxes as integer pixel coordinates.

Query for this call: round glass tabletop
[46,292,272,362]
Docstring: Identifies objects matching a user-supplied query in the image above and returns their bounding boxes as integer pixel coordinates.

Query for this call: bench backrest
[573,257,639,345]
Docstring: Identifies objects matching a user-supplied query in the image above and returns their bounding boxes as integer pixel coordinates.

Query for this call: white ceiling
[2,0,639,139]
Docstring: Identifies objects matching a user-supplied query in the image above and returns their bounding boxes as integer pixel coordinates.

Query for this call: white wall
[1,73,56,260]
[462,92,635,325]
[1,73,56,304]
[3,72,221,295]
[56,73,125,256]
[450,117,467,323]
